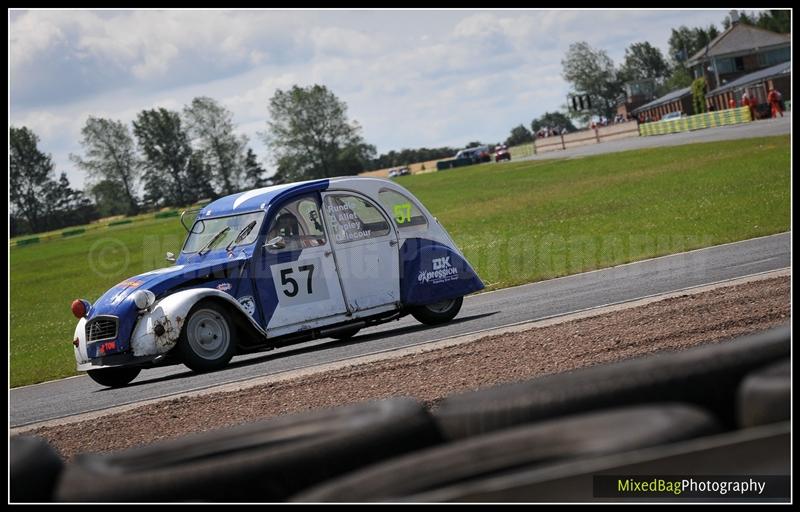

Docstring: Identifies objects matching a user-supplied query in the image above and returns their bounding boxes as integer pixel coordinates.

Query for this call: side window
[324,194,391,244]
[378,189,428,230]
[266,196,326,253]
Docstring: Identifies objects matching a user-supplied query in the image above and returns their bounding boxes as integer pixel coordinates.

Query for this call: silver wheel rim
[186,309,230,361]
[426,299,456,314]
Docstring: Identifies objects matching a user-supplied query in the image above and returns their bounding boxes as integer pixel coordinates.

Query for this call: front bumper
[76,353,163,371]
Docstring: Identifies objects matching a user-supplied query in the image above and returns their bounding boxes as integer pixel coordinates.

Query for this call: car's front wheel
[411,297,463,326]
[178,300,236,373]
[87,367,141,388]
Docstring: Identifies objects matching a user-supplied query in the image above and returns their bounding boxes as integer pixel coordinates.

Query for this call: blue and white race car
[71,177,484,387]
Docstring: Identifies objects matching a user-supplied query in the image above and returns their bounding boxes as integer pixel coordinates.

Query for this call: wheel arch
[130,288,266,357]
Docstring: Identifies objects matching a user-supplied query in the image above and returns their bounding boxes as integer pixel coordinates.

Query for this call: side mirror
[265,236,285,250]
[166,252,176,262]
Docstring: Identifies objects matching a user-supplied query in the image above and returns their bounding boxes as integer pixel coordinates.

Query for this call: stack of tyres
[294,326,790,502]
[11,326,790,502]
[53,398,442,502]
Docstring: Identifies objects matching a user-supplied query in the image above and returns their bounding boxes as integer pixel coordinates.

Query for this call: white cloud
[9,11,66,68]
[10,9,734,188]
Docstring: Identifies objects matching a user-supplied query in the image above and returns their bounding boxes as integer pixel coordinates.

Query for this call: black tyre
[433,325,789,440]
[55,398,443,502]
[294,404,720,502]
[411,296,463,326]
[86,367,141,388]
[11,435,64,502]
[178,300,236,373]
[737,359,790,428]
[329,326,361,340]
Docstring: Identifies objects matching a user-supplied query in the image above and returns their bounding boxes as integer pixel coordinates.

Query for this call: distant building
[632,20,791,122]
[630,86,693,122]
[705,60,791,115]
[616,78,657,119]
[686,21,790,92]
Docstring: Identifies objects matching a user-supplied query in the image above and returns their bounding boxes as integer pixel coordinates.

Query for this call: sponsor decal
[393,203,412,224]
[238,295,256,316]
[97,340,117,356]
[326,200,373,243]
[216,282,232,292]
[418,256,459,284]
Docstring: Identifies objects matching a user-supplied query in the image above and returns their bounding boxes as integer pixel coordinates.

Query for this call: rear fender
[400,239,484,306]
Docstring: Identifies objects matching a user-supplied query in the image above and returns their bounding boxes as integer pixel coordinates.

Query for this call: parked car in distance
[455,146,491,164]
[659,111,683,122]
[70,178,485,387]
[494,145,511,162]
[388,167,410,178]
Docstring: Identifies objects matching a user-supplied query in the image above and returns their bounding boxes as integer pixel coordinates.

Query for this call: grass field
[10,135,790,387]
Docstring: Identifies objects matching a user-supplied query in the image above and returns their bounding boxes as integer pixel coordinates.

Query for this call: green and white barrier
[508,143,535,159]
[639,107,752,136]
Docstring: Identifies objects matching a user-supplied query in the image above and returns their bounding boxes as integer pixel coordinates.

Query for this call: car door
[321,191,400,313]
[254,194,349,335]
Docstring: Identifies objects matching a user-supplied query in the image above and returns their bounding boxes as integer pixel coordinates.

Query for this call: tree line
[10,86,379,236]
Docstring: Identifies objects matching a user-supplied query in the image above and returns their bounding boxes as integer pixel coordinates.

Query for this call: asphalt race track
[10,232,790,428]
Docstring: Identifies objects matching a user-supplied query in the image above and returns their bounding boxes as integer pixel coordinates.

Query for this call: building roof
[687,24,790,65]
[631,86,692,115]
[710,60,792,95]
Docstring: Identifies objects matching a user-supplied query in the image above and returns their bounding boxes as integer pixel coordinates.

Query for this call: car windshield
[182,211,265,254]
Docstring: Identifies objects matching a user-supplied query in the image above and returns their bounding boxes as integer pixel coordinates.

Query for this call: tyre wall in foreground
[10,325,790,503]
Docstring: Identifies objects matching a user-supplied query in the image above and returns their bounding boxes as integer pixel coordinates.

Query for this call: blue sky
[10,9,734,188]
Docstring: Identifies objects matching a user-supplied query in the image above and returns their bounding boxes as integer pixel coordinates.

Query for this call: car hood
[89,255,247,319]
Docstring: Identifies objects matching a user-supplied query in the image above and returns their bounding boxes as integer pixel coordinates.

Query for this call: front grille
[86,317,118,343]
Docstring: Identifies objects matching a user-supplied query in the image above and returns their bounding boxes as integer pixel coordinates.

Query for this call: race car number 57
[280,264,314,297]
[270,258,330,304]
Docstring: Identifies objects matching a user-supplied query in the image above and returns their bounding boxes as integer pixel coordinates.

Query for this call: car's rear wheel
[87,367,141,388]
[178,301,236,373]
[411,297,463,326]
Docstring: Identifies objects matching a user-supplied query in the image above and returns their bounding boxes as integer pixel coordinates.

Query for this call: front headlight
[131,290,156,310]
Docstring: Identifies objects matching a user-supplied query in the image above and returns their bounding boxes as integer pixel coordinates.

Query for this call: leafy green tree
[659,63,694,96]
[668,25,720,64]
[531,112,577,134]
[41,173,95,230]
[368,147,456,171]
[724,9,791,33]
[755,10,791,33]
[183,97,247,196]
[722,10,757,30]
[133,108,195,207]
[505,125,533,146]
[70,117,140,215]
[9,126,54,232]
[243,148,269,188]
[264,84,375,183]
[89,180,131,217]
[691,77,707,115]
[619,42,670,83]
[561,42,622,121]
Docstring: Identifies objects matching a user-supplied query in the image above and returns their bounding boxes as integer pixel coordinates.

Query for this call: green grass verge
[10,135,790,387]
